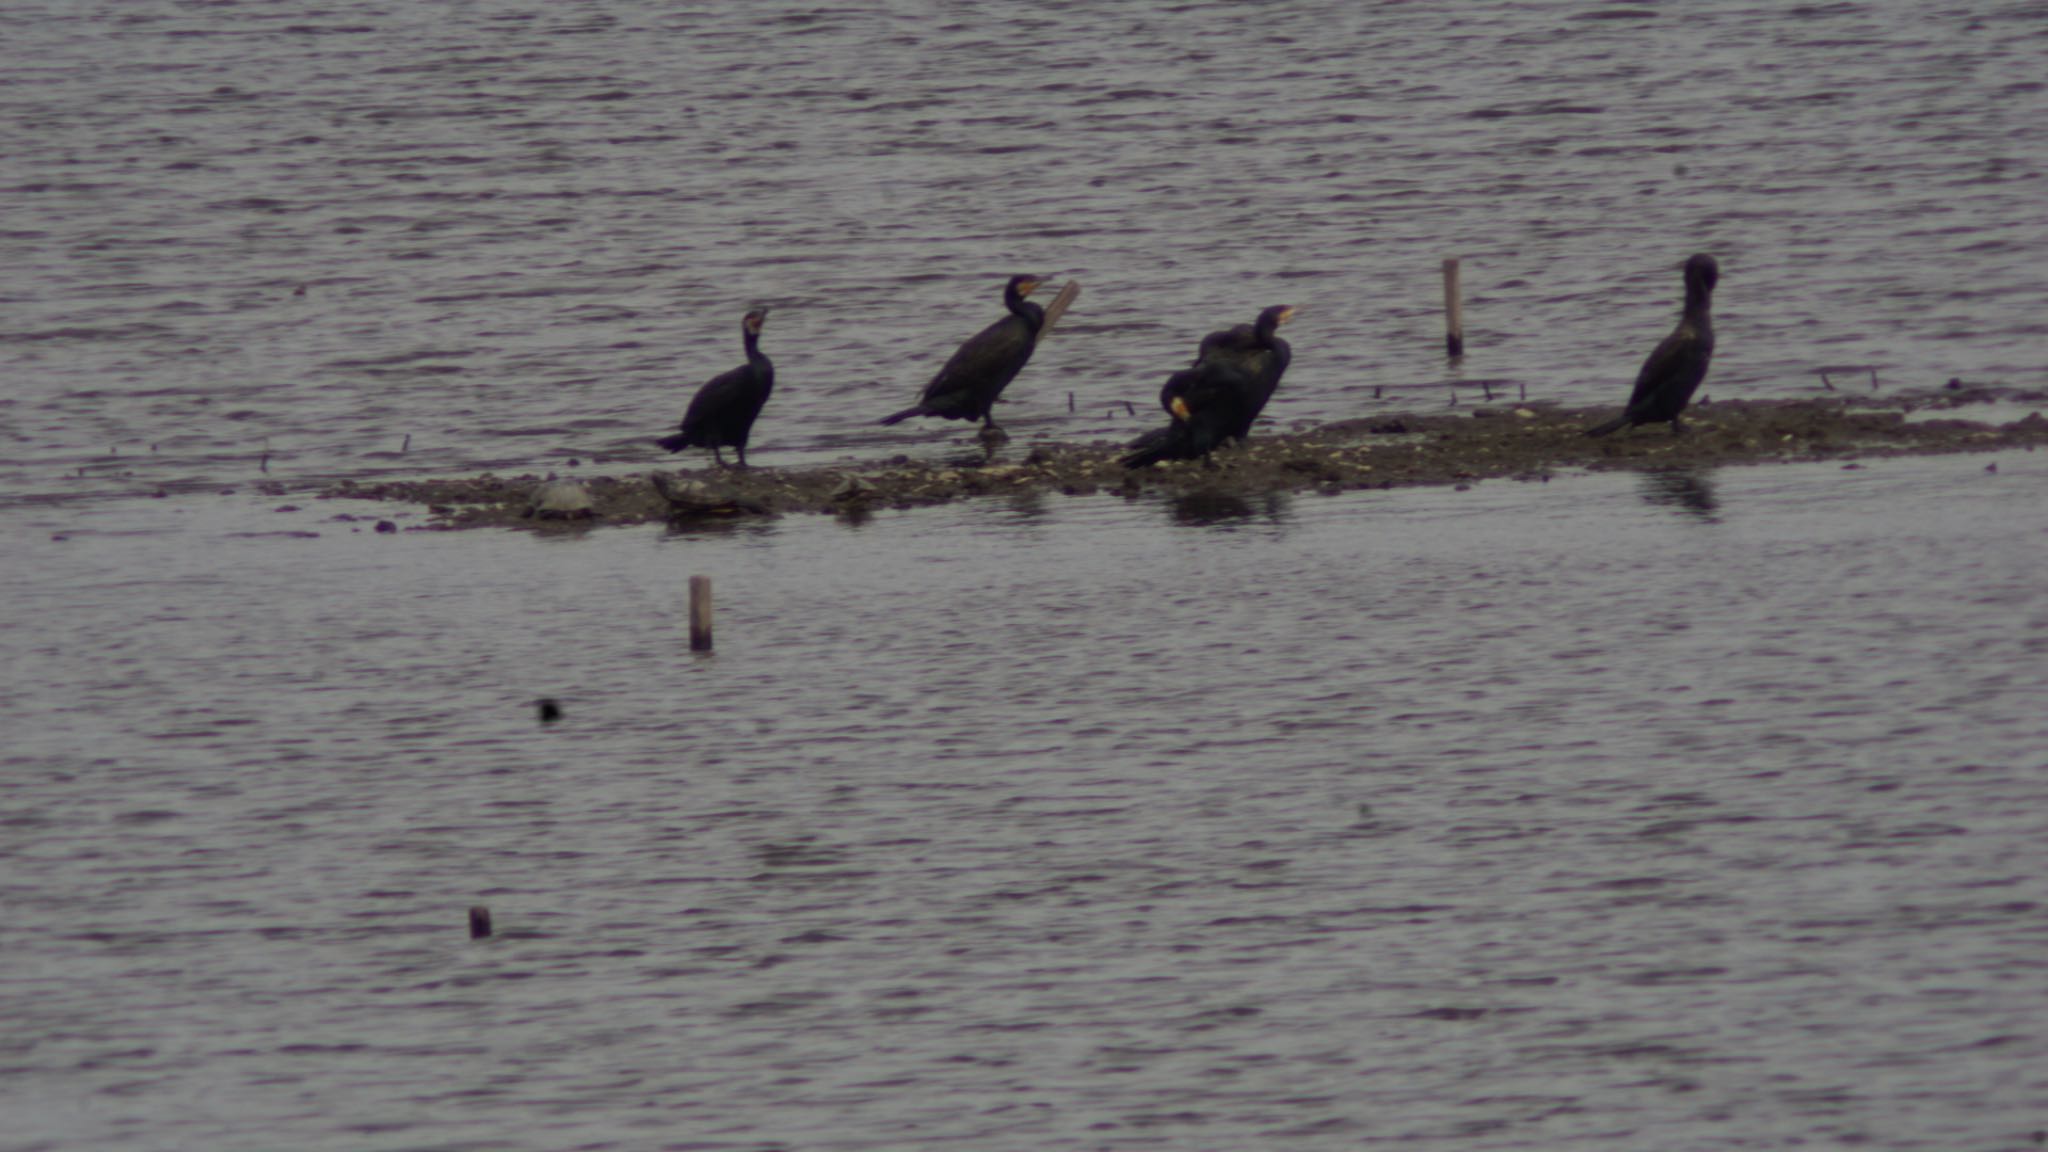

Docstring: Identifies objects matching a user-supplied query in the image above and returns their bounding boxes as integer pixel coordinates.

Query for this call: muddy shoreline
[325,388,2048,530]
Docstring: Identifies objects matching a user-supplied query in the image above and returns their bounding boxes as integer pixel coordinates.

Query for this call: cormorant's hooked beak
[1019,277,1046,298]
[1275,306,1298,327]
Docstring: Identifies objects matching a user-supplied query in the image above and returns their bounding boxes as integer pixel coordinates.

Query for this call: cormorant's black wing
[682,362,763,437]
[1625,320,1708,417]
[919,314,1036,416]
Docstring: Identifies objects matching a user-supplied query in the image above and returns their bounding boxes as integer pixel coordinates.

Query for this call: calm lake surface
[4,2,2048,1149]
[7,454,2048,1150]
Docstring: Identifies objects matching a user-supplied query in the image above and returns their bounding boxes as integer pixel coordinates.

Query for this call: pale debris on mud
[325,389,2048,530]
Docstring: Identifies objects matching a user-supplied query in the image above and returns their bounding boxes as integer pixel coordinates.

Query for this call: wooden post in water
[469,905,493,939]
[1040,280,1081,335]
[1442,257,1465,359]
[689,575,714,652]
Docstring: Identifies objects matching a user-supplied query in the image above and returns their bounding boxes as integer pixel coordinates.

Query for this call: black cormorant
[1198,304,1295,442]
[1587,254,1718,437]
[880,274,1047,431]
[1122,305,1295,469]
[656,309,773,468]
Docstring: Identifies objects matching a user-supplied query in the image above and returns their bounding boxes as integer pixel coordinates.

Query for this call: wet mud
[328,387,2048,530]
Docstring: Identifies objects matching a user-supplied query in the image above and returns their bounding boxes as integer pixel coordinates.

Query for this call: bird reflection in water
[1167,489,1292,528]
[1639,467,1720,521]
[664,515,783,540]
[1001,488,1050,524]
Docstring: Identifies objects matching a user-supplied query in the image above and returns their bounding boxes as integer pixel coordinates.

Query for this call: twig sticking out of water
[1819,371,1835,392]
[1442,257,1465,359]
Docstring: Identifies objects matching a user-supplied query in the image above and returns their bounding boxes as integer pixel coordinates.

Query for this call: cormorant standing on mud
[879,274,1047,433]
[656,309,773,468]
[1122,305,1296,469]
[1587,254,1719,437]
[1200,304,1296,442]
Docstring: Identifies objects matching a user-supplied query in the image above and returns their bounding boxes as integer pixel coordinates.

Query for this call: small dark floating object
[537,697,562,723]
[374,520,398,534]
[469,905,493,939]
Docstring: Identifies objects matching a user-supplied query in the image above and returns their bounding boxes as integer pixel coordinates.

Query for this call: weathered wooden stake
[1067,391,1075,412]
[1040,280,1081,334]
[1442,257,1465,359]
[469,905,492,939]
[689,575,714,652]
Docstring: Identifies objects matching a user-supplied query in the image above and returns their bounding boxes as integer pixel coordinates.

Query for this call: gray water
[6,454,2048,1150]
[6,2,2048,1149]
[5,1,2048,496]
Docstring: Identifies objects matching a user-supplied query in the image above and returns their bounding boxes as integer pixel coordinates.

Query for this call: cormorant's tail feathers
[1585,414,1631,438]
[878,405,928,426]
[1120,426,1179,470]
[656,432,691,452]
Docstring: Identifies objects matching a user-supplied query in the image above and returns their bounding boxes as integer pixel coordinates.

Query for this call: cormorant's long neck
[1253,316,1280,348]
[742,326,764,364]
[1683,280,1714,323]
[1005,284,1045,333]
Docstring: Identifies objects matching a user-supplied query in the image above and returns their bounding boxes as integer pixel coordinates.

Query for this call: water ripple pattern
[4,453,2047,1148]
[3,2,2046,499]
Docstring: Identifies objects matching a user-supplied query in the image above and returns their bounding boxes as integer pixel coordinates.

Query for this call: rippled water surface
[4,1,2047,496]
[6,3,2048,1149]
[6,452,2048,1150]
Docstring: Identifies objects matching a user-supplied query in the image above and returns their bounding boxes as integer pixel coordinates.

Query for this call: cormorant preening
[1122,305,1296,469]
[1587,254,1718,437]
[879,274,1048,431]
[656,309,773,468]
